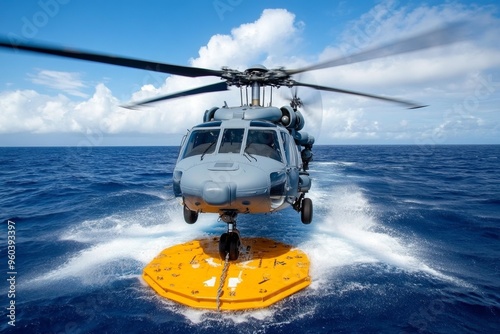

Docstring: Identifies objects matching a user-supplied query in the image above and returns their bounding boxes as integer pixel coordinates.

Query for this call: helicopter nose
[202,181,236,206]
[178,160,275,213]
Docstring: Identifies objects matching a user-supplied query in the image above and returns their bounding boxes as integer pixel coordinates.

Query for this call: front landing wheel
[219,232,240,261]
[301,198,313,224]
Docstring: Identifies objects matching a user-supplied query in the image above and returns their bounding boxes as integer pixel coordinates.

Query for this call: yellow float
[142,237,310,311]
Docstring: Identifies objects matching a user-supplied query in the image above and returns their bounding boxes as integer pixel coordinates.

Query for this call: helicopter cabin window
[182,129,220,158]
[219,128,244,154]
[245,130,283,162]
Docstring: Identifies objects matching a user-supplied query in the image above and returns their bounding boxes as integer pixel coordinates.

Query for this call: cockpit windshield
[245,129,282,162]
[181,127,283,162]
[182,129,220,159]
[219,128,244,153]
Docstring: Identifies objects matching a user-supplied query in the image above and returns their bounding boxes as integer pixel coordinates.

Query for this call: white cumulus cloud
[28,69,89,98]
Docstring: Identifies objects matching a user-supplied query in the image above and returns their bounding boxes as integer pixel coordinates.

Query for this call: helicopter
[0,21,470,260]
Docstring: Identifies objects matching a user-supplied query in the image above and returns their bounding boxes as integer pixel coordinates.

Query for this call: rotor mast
[244,64,270,107]
[251,82,260,106]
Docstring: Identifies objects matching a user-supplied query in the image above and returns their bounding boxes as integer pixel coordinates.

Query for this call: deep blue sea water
[0,145,499,333]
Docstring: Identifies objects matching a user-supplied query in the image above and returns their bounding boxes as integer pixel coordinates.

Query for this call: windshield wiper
[200,141,217,161]
[244,144,258,162]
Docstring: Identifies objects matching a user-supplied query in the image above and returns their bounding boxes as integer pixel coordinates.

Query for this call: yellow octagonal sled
[142,237,311,311]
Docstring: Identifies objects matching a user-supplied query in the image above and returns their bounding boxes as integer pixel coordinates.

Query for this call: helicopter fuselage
[173,105,312,216]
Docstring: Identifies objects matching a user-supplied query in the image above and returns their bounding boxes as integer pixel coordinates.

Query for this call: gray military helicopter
[0,22,468,260]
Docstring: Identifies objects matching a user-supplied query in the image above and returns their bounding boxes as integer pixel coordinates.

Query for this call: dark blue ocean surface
[0,145,499,333]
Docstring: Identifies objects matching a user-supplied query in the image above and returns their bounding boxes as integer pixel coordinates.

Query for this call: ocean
[0,145,499,333]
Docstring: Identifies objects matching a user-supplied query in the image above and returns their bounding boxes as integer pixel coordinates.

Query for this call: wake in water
[27,182,462,325]
[28,194,218,286]
[303,185,463,285]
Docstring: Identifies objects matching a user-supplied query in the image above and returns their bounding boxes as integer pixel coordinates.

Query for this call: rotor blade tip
[408,105,428,110]
[120,104,142,110]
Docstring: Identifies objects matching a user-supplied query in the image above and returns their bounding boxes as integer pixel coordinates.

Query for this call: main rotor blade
[293,81,426,109]
[287,21,471,75]
[122,81,229,109]
[0,37,224,78]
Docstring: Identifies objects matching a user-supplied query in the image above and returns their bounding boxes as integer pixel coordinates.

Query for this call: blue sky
[0,0,499,146]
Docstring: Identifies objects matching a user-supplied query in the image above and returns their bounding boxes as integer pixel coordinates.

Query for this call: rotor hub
[220,65,292,88]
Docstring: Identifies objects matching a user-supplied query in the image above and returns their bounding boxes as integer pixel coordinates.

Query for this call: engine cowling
[294,131,315,146]
[203,107,218,122]
[280,106,305,131]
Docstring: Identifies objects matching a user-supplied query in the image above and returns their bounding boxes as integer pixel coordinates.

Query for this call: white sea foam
[32,200,218,285]
[301,185,460,283]
[30,183,462,324]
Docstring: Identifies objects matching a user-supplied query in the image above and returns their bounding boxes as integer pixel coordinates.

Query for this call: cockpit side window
[219,128,244,153]
[182,129,220,158]
[245,129,283,162]
[281,131,298,166]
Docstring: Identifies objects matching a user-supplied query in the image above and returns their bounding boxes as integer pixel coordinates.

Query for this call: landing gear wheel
[219,232,240,261]
[228,233,240,260]
[219,233,228,259]
[301,198,313,224]
[183,205,198,224]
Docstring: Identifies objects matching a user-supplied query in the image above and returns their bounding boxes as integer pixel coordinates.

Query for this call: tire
[183,205,198,224]
[219,233,229,259]
[228,233,240,261]
[301,198,313,224]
